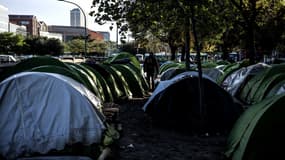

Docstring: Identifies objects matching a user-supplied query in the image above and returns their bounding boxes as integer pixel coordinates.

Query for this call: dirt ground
[112,97,229,160]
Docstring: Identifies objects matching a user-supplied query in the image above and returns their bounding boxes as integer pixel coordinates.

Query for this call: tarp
[240,63,285,104]
[143,71,242,132]
[225,93,285,160]
[203,67,224,83]
[217,60,250,85]
[0,72,106,159]
[222,63,269,97]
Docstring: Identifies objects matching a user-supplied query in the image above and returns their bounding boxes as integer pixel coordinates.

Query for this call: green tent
[217,60,250,85]
[159,61,184,75]
[111,64,147,98]
[239,63,285,104]
[67,63,112,102]
[0,56,70,82]
[83,62,124,102]
[101,64,132,100]
[225,93,285,160]
[103,52,141,70]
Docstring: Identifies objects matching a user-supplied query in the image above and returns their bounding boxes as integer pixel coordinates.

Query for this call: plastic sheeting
[0,72,106,159]
[222,63,269,96]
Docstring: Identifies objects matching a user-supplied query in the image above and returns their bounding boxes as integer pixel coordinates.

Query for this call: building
[70,8,83,27]
[7,14,62,40]
[98,31,110,41]
[38,21,62,40]
[0,5,27,36]
[38,21,48,32]
[48,25,104,42]
[9,15,38,36]
[0,5,8,33]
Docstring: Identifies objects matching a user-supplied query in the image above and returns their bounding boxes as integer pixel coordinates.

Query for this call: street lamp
[58,0,87,57]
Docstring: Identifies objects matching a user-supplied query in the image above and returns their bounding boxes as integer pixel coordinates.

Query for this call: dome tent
[0,56,71,82]
[83,62,125,101]
[0,56,102,101]
[202,67,224,82]
[160,68,187,81]
[222,63,269,97]
[225,93,285,160]
[0,72,106,159]
[143,71,243,133]
[240,63,285,104]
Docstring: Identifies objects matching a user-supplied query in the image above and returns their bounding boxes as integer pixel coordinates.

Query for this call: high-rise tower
[70,8,83,27]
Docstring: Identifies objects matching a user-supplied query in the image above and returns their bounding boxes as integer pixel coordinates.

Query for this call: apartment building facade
[9,15,38,36]
[48,25,104,42]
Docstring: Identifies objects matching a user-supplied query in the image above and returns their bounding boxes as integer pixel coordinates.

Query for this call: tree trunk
[190,0,205,132]
[169,44,177,60]
[246,22,256,64]
[181,45,186,61]
[185,16,190,70]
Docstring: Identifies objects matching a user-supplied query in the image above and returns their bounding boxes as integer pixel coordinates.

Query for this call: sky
[0,0,117,41]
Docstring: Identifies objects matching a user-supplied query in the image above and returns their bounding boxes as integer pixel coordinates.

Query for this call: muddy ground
[112,97,229,160]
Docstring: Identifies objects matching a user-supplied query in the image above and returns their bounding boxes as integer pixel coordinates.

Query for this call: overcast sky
[1,0,117,41]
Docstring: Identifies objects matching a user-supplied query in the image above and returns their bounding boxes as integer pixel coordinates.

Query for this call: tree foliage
[91,0,284,62]
[24,36,64,56]
[66,39,85,54]
[0,32,25,54]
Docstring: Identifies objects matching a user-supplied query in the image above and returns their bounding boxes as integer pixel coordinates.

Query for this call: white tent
[0,72,106,159]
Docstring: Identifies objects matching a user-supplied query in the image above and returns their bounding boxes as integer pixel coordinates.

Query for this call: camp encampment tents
[143,71,243,132]
[0,72,106,159]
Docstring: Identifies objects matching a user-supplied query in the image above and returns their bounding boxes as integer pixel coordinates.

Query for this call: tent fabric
[240,63,285,104]
[203,67,224,82]
[225,93,285,160]
[265,79,285,98]
[0,56,71,82]
[222,63,269,97]
[83,63,124,101]
[111,64,147,98]
[160,68,187,81]
[217,60,250,85]
[0,72,106,159]
[143,71,242,132]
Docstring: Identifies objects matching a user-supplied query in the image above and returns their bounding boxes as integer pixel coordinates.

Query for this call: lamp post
[58,0,87,57]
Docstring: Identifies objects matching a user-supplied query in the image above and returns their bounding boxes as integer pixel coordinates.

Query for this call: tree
[66,39,85,54]
[23,36,64,55]
[88,39,109,56]
[46,38,64,56]
[228,0,285,63]
[0,32,25,55]
[91,0,284,63]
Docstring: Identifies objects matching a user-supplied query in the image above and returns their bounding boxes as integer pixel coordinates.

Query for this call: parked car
[0,55,17,64]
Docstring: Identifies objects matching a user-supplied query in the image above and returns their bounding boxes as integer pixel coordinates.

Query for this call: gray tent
[0,72,106,159]
[143,71,242,132]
